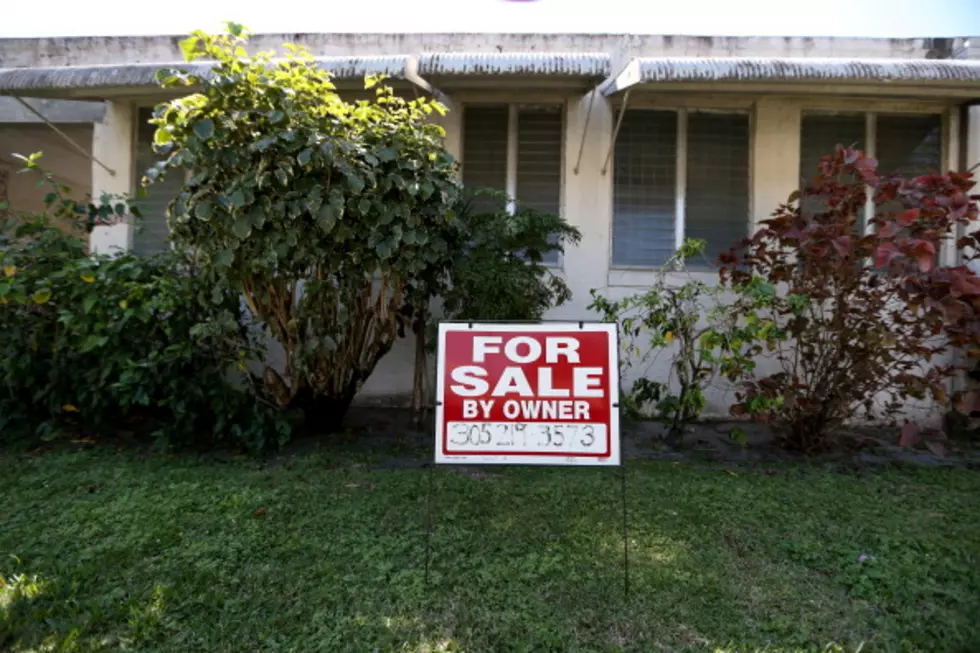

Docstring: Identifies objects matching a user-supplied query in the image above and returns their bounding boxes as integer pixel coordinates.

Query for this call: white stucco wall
[81,92,968,417]
[8,31,976,417]
[0,123,93,231]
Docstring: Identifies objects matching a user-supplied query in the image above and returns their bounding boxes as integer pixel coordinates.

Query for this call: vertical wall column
[436,97,462,163]
[557,89,614,315]
[949,105,980,405]
[965,105,980,275]
[942,106,962,266]
[750,98,801,229]
[89,101,135,254]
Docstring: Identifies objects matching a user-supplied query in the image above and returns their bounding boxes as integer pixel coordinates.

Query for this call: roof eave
[0,56,433,102]
[601,57,980,97]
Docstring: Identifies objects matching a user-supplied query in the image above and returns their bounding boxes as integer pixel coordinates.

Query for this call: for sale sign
[435,322,620,465]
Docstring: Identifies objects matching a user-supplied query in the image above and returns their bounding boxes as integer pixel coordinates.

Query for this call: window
[462,104,564,264]
[801,112,941,179]
[876,114,942,176]
[612,109,749,268]
[799,112,942,229]
[133,108,181,255]
[800,113,865,183]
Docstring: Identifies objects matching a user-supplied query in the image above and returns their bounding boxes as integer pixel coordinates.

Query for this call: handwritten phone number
[446,422,602,450]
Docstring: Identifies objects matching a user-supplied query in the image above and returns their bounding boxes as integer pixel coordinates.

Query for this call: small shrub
[720,146,980,453]
[0,168,287,452]
[405,190,582,420]
[438,191,581,323]
[590,239,783,446]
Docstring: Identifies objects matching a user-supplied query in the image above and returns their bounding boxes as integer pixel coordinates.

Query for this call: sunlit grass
[1,449,978,651]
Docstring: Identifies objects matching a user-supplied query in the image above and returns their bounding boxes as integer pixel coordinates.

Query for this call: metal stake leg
[424,462,435,587]
[621,464,630,600]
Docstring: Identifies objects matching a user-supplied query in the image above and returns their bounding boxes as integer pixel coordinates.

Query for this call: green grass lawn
[1,447,978,653]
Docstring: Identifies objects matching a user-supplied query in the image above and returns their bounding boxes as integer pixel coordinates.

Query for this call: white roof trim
[419,52,611,78]
[0,55,431,95]
[602,57,980,95]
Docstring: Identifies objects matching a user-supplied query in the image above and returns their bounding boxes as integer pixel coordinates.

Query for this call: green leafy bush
[439,191,581,323]
[151,24,460,428]
[404,191,581,418]
[0,196,287,451]
[590,239,784,446]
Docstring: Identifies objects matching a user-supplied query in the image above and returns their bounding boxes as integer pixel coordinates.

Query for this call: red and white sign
[435,322,620,465]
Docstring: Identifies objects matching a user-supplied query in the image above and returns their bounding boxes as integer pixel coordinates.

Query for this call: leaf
[178,35,202,61]
[195,202,214,220]
[3,266,15,277]
[214,249,234,267]
[877,222,900,239]
[378,147,396,162]
[898,422,920,448]
[252,136,277,152]
[193,118,215,141]
[924,440,946,457]
[230,190,246,208]
[83,295,97,314]
[831,236,851,259]
[896,208,920,226]
[61,404,79,413]
[316,200,342,233]
[32,290,51,305]
[874,242,902,269]
[119,300,128,309]
[188,169,210,186]
[914,241,936,273]
[80,335,109,352]
[232,218,252,239]
[297,148,313,166]
[153,128,173,146]
[345,172,365,194]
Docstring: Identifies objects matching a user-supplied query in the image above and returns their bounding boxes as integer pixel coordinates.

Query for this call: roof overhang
[601,57,980,99]
[0,55,433,101]
[418,52,610,90]
[0,96,105,123]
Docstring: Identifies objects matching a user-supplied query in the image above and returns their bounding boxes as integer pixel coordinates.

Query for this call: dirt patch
[284,406,980,470]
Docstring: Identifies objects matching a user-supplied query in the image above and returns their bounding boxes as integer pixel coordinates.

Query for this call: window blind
[461,105,508,214]
[685,112,750,266]
[799,113,867,228]
[876,114,942,176]
[612,109,677,267]
[133,109,181,255]
[516,106,563,264]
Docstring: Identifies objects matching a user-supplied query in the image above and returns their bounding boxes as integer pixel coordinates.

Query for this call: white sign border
[434,321,620,466]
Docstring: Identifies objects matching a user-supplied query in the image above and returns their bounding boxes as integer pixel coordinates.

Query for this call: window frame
[799,108,948,237]
[608,105,751,272]
[459,99,568,268]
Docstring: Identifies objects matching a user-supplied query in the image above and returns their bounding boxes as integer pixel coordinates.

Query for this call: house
[2,32,980,417]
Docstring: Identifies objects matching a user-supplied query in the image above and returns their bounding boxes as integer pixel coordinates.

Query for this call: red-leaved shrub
[720,146,980,453]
